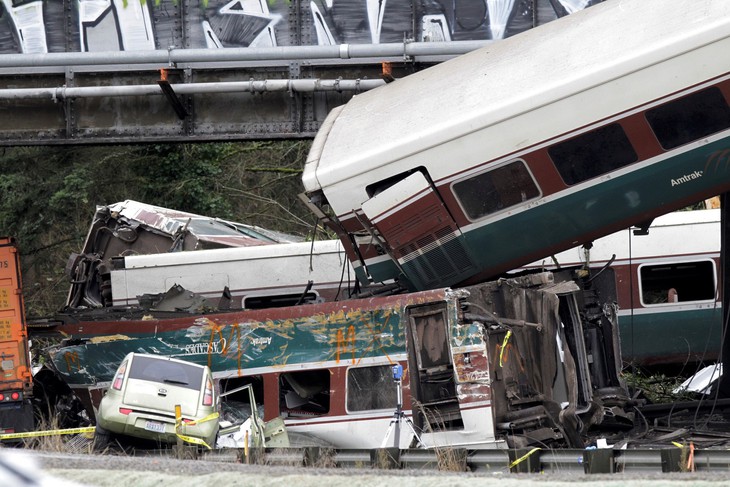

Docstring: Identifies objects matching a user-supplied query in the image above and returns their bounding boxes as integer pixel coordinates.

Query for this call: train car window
[549,123,638,185]
[366,167,426,197]
[346,365,397,412]
[639,260,716,306]
[279,369,330,417]
[646,87,730,150]
[452,160,540,220]
[243,292,320,309]
[411,308,451,372]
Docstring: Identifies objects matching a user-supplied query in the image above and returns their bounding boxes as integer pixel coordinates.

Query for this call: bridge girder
[0,42,484,145]
[0,0,594,145]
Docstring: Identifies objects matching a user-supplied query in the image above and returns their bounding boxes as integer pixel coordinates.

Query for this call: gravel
[8,451,730,487]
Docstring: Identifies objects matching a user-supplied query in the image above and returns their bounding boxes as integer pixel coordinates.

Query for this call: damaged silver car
[94,353,219,450]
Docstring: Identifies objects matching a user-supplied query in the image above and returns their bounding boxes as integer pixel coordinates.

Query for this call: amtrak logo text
[671,170,703,186]
[250,336,272,348]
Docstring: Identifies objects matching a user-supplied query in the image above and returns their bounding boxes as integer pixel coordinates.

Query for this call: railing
[202,445,730,474]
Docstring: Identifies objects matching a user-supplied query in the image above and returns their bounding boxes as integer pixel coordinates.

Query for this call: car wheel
[92,425,112,452]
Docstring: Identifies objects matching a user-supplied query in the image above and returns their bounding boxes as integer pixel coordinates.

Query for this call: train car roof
[119,239,347,268]
[303,0,730,193]
[649,208,720,228]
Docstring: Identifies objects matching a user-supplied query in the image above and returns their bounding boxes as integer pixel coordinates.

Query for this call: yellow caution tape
[182,412,219,426]
[1,422,213,450]
[509,447,540,469]
[175,432,211,450]
[0,426,96,441]
[499,330,512,367]
[174,404,215,450]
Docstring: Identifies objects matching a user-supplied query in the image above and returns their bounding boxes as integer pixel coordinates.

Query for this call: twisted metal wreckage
[29,0,730,452]
[36,200,631,451]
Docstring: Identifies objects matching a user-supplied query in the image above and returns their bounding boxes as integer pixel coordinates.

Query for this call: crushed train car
[47,269,631,450]
[64,200,360,310]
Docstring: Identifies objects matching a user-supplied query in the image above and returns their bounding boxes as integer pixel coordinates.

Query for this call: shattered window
[549,123,638,185]
[646,87,730,151]
[219,376,264,425]
[346,365,397,412]
[639,260,716,306]
[279,369,330,417]
[452,160,540,220]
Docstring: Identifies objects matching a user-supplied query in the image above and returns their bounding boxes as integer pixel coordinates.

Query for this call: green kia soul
[94,353,219,450]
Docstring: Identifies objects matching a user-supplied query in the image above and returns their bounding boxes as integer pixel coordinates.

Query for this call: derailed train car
[48,269,629,449]
[522,208,723,367]
[64,200,359,311]
[300,0,730,294]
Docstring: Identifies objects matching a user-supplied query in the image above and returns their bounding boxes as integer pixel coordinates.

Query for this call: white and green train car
[301,0,730,303]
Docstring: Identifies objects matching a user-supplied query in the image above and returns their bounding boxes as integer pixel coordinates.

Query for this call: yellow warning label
[0,319,12,341]
[0,288,10,310]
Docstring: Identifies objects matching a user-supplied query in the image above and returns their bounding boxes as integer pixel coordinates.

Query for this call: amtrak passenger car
[302,0,730,293]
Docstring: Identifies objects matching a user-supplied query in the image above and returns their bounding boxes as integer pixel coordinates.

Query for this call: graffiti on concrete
[0,0,603,54]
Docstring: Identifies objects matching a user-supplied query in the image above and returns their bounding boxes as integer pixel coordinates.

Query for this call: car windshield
[128,356,205,391]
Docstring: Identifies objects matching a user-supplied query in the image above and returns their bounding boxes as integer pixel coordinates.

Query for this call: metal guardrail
[202,445,730,474]
[6,425,727,473]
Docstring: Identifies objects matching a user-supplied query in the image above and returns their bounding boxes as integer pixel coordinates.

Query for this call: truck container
[0,237,34,433]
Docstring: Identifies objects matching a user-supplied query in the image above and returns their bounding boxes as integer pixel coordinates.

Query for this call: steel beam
[0,41,489,70]
[0,79,386,101]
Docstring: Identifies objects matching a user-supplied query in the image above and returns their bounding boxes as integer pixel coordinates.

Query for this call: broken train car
[47,269,630,449]
[64,200,359,310]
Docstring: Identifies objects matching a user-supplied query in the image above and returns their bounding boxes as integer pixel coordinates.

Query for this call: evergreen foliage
[0,141,315,317]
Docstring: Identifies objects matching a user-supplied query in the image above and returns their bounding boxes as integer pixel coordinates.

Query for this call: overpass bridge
[0,0,601,145]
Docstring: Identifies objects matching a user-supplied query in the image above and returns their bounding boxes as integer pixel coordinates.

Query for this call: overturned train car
[48,269,630,449]
[65,200,359,311]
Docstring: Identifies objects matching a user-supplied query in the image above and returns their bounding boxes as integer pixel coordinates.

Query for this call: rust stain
[335,325,356,364]
[63,351,80,372]
[88,334,131,344]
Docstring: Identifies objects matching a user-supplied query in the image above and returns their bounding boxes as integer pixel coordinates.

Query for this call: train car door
[361,171,476,290]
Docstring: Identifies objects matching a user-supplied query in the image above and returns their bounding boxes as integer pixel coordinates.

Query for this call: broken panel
[462,270,630,448]
[406,303,464,432]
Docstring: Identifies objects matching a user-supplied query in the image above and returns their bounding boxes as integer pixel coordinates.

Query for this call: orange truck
[0,237,34,433]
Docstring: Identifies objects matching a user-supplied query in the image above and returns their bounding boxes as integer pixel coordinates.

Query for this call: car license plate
[144,421,166,433]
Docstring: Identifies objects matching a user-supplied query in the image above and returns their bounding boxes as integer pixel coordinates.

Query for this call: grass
[415,402,469,472]
[434,446,468,472]
[21,417,94,453]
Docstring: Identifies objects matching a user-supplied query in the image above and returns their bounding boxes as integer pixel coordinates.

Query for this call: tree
[0,140,314,317]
